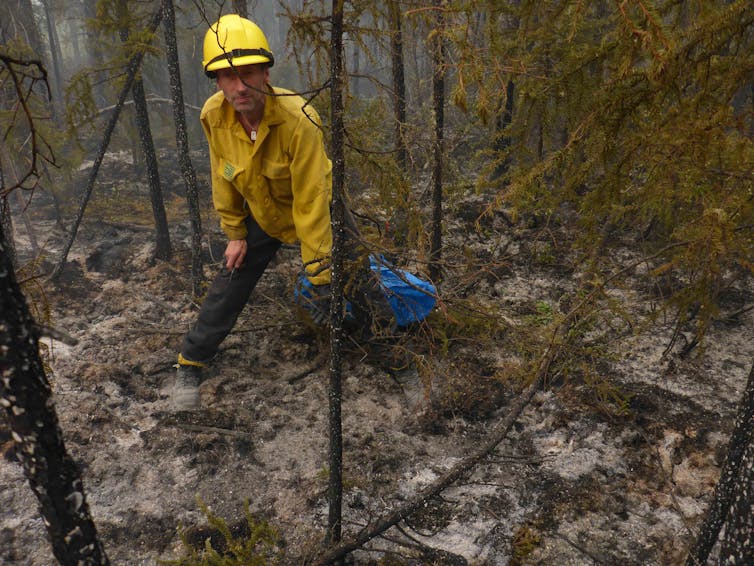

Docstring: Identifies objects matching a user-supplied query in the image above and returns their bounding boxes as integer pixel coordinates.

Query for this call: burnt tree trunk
[0,194,14,268]
[428,2,445,284]
[389,0,407,172]
[686,363,754,565]
[132,79,172,260]
[719,424,754,564]
[326,0,345,551]
[492,79,515,181]
[119,0,172,262]
[0,221,109,565]
[162,0,204,295]
[39,0,64,120]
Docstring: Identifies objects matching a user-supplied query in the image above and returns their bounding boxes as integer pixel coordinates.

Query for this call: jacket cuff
[306,267,331,286]
[223,224,248,241]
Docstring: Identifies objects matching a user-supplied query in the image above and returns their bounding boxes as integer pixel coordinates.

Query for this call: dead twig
[167,423,254,439]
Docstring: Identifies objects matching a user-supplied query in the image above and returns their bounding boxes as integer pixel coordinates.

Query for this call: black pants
[180,215,281,363]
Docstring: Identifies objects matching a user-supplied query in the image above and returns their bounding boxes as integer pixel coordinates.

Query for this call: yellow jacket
[200,86,332,284]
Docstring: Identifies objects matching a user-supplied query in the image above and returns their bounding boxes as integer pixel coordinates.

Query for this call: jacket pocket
[261,160,292,202]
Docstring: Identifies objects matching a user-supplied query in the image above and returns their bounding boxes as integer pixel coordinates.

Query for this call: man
[171,14,333,410]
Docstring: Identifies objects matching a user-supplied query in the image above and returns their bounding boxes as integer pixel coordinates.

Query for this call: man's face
[216,63,269,115]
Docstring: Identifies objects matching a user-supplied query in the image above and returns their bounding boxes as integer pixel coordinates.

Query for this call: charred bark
[162,0,204,295]
[388,0,407,172]
[686,363,754,565]
[719,425,754,564]
[491,79,515,181]
[0,221,109,564]
[132,74,172,261]
[0,195,14,268]
[326,0,345,551]
[428,2,445,284]
[39,0,64,120]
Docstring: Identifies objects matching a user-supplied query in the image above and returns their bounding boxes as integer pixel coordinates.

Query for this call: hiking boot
[171,364,203,411]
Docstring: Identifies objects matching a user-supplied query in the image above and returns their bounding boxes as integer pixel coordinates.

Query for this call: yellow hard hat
[202,14,274,77]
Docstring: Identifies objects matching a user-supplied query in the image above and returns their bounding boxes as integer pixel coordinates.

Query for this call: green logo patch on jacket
[222,162,236,181]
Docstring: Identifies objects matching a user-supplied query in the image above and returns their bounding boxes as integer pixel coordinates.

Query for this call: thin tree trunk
[132,77,172,260]
[326,0,345,551]
[686,363,754,565]
[389,0,407,171]
[0,195,14,268]
[428,3,445,284]
[40,0,64,118]
[492,79,515,180]
[82,0,108,105]
[719,423,754,564]
[50,7,164,280]
[0,220,109,565]
[162,0,203,295]
[351,30,360,98]
[0,146,16,266]
[118,0,171,261]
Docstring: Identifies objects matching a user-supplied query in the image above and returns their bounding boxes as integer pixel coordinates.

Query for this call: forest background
[1,0,753,564]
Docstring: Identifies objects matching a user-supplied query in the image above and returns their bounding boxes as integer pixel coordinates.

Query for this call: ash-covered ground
[1,157,750,564]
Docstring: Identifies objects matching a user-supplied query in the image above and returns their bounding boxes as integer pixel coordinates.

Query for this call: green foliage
[64,71,99,136]
[160,497,282,566]
[448,0,754,348]
[510,523,541,565]
[581,367,634,418]
[62,0,161,144]
[528,301,554,326]
[424,299,510,357]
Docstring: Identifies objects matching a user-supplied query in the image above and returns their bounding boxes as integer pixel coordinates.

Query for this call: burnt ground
[1,154,752,564]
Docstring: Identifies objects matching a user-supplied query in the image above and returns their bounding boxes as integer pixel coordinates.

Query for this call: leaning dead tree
[0,52,109,565]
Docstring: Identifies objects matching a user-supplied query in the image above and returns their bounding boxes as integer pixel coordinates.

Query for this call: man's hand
[225,239,247,270]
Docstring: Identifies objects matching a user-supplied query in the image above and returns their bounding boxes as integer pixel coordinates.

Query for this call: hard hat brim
[203,48,274,77]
